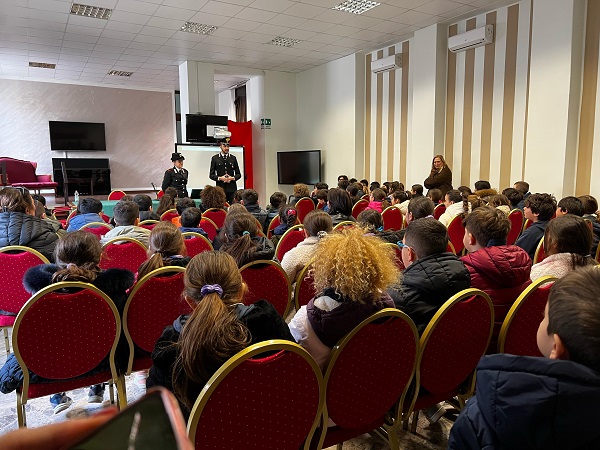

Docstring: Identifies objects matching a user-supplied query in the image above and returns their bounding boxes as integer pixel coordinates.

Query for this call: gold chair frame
[532,237,545,264]
[275,224,305,261]
[239,259,293,317]
[182,232,214,253]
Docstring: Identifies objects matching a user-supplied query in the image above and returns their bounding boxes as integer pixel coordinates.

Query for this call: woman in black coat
[424,154,453,197]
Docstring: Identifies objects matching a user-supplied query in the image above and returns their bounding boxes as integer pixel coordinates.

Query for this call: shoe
[424,403,446,424]
[50,393,72,414]
[134,370,148,389]
[88,384,105,404]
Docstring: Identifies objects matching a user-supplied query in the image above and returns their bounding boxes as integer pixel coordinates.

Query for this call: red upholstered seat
[202,208,227,229]
[80,221,112,240]
[100,237,148,273]
[12,282,121,426]
[182,232,213,257]
[351,199,369,219]
[240,260,292,316]
[310,309,418,449]
[160,209,178,222]
[386,243,405,271]
[139,219,158,231]
[275,225,305,262]
[433,204,446,220]
[447,214,466,254]
[497,276,556,356]
[267,215,281,239]
[107,190,126,200]
[123,267,190,377]
[507,209,524,245]
[382,206,403,231]
[187,341,324,450]
[295,197,315,224]
[0,246,50,354]
[406,289,493,431]
[293,262,316,309]
[199,217,218,241]
[533,237,547,264]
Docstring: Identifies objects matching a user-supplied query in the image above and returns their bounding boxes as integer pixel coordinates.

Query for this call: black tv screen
[277,150,321,185]
[186,114,228,142]
[49,121,106,151]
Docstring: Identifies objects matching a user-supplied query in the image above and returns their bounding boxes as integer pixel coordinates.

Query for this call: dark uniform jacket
[162,166,188,198]
[209,153,241,195]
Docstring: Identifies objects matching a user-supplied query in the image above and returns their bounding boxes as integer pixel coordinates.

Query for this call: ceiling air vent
[70,3,112,20]
[267,37,302,48]
[180,22,218,34]
[108,70,133,77]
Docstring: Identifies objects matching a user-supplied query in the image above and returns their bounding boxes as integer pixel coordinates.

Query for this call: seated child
[365,188,390,213]
[327,188,355,226]
[241,189,268,232]
[100,200,151,246]
[389,218,470,334]
[133,194,160,221]
[449,266,600,449]
[146,251,294,417]
[393,190,411,216]
[460,207,531,351]
[426,188,443,205]
[487,194,511,216]
[199,185,227,213]
[178,207,208,239]
[288,227,398,369]
[0,231,134,411]
[515,193,557,259]
[579,194,600,257]
[138,222,191,279]
[502,187,523,210]
[171,197,195,227]
[438,189,466,227]
[155,194,175,217]
[266,191,287,222]
[530,215,596,280]
[315,189,329,211]
[271,204,298,246]
[357,209,402,244]
[220,212,275,267]
[67,197,104,231]
[555,195,584,217]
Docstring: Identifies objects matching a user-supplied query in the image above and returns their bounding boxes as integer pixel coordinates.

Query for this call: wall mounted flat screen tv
[277,150,321,185]
[186,114,228,142]
[49,121,106,151]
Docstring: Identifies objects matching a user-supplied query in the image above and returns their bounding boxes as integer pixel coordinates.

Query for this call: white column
[178,61,215,142]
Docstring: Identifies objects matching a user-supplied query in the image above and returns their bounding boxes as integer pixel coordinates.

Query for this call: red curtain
[227,120,253,189]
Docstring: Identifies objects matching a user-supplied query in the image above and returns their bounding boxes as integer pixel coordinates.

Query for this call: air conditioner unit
[371,53,402,74]
[448,25,494,53]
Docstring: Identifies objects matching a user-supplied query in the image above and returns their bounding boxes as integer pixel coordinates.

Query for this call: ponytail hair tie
[377,226,384,232]
[317,231,327,239]
[201,284,223,297]
[242,230,250,236]
[66,263,77,270]
[287,209,296,217]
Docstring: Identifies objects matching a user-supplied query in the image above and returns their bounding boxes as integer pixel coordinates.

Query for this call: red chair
[239,260,292,317]
[63,208,78,229]
[382,206,403,231]
[12,282,122,426]
[202,208,227,229]
[296,197,315,224]
[293,261,316,309]
[433,204,446,220]
[160,208,178,222]
[497,276,556,356]
[386,243,405,271]
[200,217,218,241]
[108,190,126,201]
[533,237,547,264]
[80,221,113,240]
[351,199,369,219]
[361,194,369,201]
[333,221,357,232]
[0,246,50,354]
[187,340,324,450]
[275,225,305,262]
[405,288,493,431]
[122,267,189,379]
[157,190,164,199]
[139,219,159,231]
[447,241,456,255]
[447,214,466,255]
[267,215,281,239]
[182,232,213,257]
[100,237,148,273]
[507,209,524,245]
[310,309,419,450]
[101,213,111,224]
[523,218,532,232]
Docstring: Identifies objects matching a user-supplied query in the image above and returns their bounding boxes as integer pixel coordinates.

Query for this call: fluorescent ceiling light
[267,37,302,48]
[29,62,56,69]
[70,3,112,20]
[332,0,380,15]
[180,22,218,34]
[108,70,133,76]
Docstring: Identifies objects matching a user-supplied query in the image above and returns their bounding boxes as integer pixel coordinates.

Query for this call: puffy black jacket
[449,354,600,450]
[388,252,470,334]
[0,211,60,261]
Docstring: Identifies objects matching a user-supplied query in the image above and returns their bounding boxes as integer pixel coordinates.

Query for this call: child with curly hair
[288,227,399,369]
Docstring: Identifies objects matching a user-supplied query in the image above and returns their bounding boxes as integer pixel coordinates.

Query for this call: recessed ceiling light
[332,0,380,15]
[29,62,56,69]
[180,22,218,34]
[108,70,133,77]
[70,3,112,20]
[267,37,302,48]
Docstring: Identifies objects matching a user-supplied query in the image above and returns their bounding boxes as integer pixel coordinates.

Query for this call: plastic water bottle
[74,190,79,205]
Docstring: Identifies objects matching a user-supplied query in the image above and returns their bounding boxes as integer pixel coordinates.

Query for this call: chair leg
[410,410,419,433]
[3,328,10,355]
[387,428,400,450]
[108,380,115,404]
[116,375,128,410]
[336,444,343,450]
[16,391,26,428]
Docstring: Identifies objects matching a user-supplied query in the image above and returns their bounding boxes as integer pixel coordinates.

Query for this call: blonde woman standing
[424,154,453,197]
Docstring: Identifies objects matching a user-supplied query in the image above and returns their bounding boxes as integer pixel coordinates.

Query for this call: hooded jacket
[449,354,600,450]
[461,246,532,351]
[516,220,549,260]
[100,225,151,247]
[66,212,104,232]
[0,211,59,262]
[389,252,470,334]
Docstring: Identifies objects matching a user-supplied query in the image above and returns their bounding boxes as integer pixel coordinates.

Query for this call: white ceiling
[0,0,502,91]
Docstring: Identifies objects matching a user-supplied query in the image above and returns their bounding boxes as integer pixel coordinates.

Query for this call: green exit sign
[260,118,271,129]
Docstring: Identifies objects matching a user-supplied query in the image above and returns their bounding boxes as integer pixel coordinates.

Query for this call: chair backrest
[386,243,405,271]
[12,282,120,394]
[275,225,305,262]
[199,217,218,241]
[446,240,456,255]
[0,246,50,315]
[533,237,547,264]
[239,260,292,316]
[351,199,369,219]
[202,208,227,228]
[295,197,315,224]
[523,218,532,232]
[266,215,281,239]
[80,221,113,239]
[139,219,159,230]
[332,221,357,232]
[157,190,164,199]
[447,214,466,254]
[182,232,214,257]
[596,243,600,263]
[160,209,178,222]
[507,209,524,245]
[108,190,126,201]
[100,237,148,272]
[187,340,324,450]
[382,206,403,230]
[321,309,418,433]
[293,261,316,309]
[413,289,493,401]
[433,204,446,220]
[497,276,556,355]
[123,267,190,367]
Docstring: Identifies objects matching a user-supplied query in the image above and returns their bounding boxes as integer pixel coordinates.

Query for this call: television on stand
[277,150,321,185]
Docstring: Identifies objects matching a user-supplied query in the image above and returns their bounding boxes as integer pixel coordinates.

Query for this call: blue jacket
[449,354,600,450]
[515,220,549,260]
[67,212,104,232]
